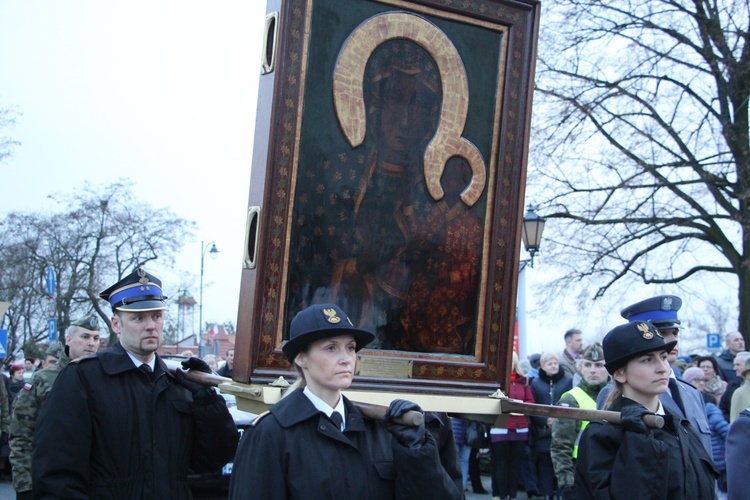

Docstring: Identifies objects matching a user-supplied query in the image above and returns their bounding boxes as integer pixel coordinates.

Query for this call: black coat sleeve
[186,390,239,473]
[32,364,91,498]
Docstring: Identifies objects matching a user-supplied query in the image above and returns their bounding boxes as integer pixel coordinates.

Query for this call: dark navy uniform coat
[32,343,238,499]
[229,388,462,499]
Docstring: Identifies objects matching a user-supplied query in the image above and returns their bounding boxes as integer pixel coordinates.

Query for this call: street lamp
[199,241,219,356]
[521,206,546,268]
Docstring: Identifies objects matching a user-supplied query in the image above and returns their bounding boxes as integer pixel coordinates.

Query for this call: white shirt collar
[126,351,155,371]
[303,386,346,430]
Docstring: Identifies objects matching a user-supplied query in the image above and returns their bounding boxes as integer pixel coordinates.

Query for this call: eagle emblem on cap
[323,308,342,324]
[660,296,673,311]
[137,267,149,284]
[637,322,654,339]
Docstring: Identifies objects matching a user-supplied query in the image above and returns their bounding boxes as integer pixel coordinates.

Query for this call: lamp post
[518,206,546,360]
[521,206,546,268]
[199,240,219,356]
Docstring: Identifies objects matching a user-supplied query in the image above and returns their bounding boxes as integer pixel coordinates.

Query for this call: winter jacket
[229,388,462,499]
[705,402,728,472]
[575,397,717,500]
[529,369,572,452]
[715,350,737,383]
[33,343,238,499]
[491,373,533,438]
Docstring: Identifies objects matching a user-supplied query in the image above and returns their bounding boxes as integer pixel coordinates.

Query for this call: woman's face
[698,360,715,377]
[12,370,24,381]
[615,350,671,404]
[296,334,357,399]
[541,357,559,375]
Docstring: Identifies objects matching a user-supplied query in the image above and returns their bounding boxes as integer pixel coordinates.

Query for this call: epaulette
[251,411,271,427]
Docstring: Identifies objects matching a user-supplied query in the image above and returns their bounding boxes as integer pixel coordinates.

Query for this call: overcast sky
[0,1,266,340]
[0,1,726,359]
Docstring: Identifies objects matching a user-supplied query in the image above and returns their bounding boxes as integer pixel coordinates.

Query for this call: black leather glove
[620,404,652,434]
[181,356,212,374]
[384,399,425,448]
[175,358,214,403]
[560,485,576,500]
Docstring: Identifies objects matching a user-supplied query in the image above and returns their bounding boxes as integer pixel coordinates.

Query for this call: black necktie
[330,411,344,431]
[139,363,155,381]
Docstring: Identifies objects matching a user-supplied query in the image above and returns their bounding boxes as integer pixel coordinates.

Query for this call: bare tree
[529,1,750,339]
[0,181,195,355]
[0,106,20,164]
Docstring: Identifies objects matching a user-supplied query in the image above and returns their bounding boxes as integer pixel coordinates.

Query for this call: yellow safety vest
[563,386,596,458]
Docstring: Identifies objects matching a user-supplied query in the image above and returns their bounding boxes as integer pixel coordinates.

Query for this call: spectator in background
[726,407,750,500]
[699,392,729,497]
[490,352,534,500]
[529,352,572,499]
[697,355,727,401]
[558,329,584,380]
[218,348,234,378]
[715,331,745,383]
[718,351,750,421]
[22,359,36,380]
[551,343,609,500]
[202,354,219,372]
[450,418,470,491]
[729,357,750,423]
[527,353,541,379]
[8,365,25,408]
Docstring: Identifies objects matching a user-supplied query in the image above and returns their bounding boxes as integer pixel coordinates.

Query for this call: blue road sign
[45,267,56,296]
[0,329,7,356]
[48,318,58,342]
[707,333,721,349]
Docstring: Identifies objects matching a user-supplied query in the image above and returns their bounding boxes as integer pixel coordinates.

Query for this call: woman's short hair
[539,352,559,367]
[695,356,719,373]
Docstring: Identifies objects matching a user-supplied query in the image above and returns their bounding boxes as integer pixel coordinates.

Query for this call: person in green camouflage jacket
[550,343,609,500]
[9,314,100,499]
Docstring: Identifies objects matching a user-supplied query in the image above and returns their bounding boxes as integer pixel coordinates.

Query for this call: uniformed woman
[228,303,462,499]
[574,321,717,499]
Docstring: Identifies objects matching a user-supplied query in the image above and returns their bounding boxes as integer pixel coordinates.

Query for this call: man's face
[226,349,234,368]
[728,333,745,354]
[66,326,101,359]
[111,310,164,360]
[659,327,680,365]
[44,355,59,367]
[567,334,584,355]
[580,359,608,385]
[24,360,34,371]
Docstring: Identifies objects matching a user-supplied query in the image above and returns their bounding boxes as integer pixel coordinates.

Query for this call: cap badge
[88,316,98,329]
[323,308,342,324]
[589,349,600,361]
[660,296,673,311]
[637,322,654,339]
[137,267,149,285]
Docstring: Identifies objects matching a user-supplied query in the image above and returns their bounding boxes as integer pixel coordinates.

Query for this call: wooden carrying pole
[180,369,424,426]
[181,370,662,429]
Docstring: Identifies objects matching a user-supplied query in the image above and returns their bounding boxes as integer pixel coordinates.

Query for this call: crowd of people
[454,295,747,500]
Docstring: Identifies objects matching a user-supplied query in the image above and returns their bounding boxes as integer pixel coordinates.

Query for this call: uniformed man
[9,313,101,499]
[596,295,712,456]
[550,343,609,500]
[32,267,238,498]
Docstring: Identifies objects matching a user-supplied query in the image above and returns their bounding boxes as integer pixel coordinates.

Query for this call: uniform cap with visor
[620,295,682,330]
[99,267,168,312]
[282,304,374,363]
[602,321,677,375]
